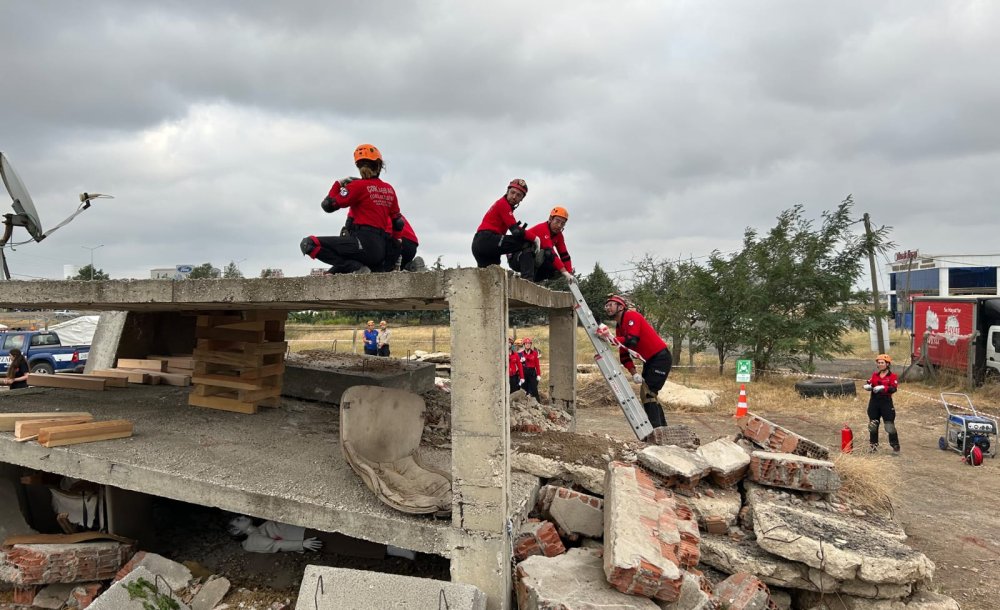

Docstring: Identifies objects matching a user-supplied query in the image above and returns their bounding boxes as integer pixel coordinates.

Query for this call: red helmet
[967,445,984,466]
[354,144,382,163]
[606,295,628,310]
[508,179,528,194]
[523,337,532,344]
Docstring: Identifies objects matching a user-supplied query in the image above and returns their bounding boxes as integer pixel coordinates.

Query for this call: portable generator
[938,393,998,464]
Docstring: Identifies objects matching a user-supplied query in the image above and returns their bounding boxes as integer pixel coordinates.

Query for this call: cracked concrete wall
[548,308,577,431]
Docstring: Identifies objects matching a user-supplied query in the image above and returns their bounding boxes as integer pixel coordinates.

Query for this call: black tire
[795,378,856,398]
[29,362,54,375]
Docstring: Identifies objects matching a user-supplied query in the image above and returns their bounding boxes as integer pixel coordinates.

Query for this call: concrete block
[32,583,75,609]
[113,551,193,592]
[713,572,772,610]
[516,548,659,610]
[737,413,830,460]
[748,451,841,493]
[695,438,751,486]
[637,445,711,488]
[90,566,191,610]
[282,354,435,404]
[299,564,487,609]
[603,462,697,602]
[646,424,701,449]
[661,570,715,610]
[547,487,604,539]
[513,520,566,561]
[0,477,35,542]
[190,575,230,610]
[71,583,104,609]
[685,485,742,529]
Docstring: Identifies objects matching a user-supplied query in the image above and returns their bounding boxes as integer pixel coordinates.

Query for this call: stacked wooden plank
[89,356,193,387]
[1,412,134,447]
[189,311,286,414]
[26,374,109,391]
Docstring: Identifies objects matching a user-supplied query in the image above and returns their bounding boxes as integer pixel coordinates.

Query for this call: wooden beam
[192,348,264,367]
[27,374,106,391]
[115,358,166,372]
[73,374,128,388]
[188,393,257,414]
[195,326,267,343]
[37,420,134,447]
[0,412,92,432]
[15,416,94,439]
[191,374,262,391]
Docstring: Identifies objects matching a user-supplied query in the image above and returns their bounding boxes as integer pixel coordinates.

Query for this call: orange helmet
[514,338,524,346]
[549,206,569,220]
[354,144,382,163]
[876,354,892,364]
[508,178,528,194]
[606,295,628,309]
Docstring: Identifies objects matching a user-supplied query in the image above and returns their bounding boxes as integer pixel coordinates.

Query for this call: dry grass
[832,452,901,516]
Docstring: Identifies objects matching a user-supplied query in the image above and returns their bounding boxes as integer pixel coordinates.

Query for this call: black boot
[888,432,900,453]
[868,443,879,454]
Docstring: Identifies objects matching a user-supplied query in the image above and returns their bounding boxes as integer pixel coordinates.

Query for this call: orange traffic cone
[734,384,748,418]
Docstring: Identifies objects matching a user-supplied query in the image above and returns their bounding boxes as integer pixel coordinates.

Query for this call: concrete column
[939,267,949,296]
[548,307,578,430]
[83,311,128,374]
[445,267,511,610]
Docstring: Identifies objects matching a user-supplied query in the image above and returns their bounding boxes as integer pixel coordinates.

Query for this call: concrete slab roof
[0,269,575,312]
[0,386,462,555]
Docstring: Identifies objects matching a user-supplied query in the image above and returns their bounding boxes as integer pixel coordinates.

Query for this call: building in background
[63,264,79,279]
[886,251,1000,329]
[259,268,284,278]
[150,264,197,280]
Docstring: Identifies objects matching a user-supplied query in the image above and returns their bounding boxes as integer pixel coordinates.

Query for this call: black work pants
[473,231,526,268]
[867,397,898,447]
[509,248,559,281]
[310,229,386,273]
[641,348,672,429]
[523,368,539,400]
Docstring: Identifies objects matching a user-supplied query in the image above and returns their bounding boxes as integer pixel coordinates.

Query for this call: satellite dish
[0,152,44,240]
[0,151,112,280]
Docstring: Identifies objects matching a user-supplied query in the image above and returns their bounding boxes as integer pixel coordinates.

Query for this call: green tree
[187,263,219,279]
[222,261,243,279]
[691,250,752,374]
[629,256,700,365]
[739,196,886,377]
[73,265,109,281]
[578,263,619,315]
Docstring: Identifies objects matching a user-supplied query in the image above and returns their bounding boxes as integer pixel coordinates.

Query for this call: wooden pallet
[188,310,286,414]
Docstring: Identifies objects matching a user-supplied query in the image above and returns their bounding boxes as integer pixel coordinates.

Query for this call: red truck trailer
[911,296,1000,384]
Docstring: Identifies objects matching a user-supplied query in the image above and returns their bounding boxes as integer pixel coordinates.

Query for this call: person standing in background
[521,337,541,400]
[362,320,378,356]
[377,320,391,357]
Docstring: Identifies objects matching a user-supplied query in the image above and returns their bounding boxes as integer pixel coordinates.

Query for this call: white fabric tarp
[49,315,98,346]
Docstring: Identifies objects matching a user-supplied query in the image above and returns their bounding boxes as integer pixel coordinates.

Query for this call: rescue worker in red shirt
[300,144,403,274]
[472,179,535,268]
[863,354,900,453]
[508,206,574,283]
[508,338,526,393]
[521,337,542,400]
[601,295,673,431]
[381,214,421,271]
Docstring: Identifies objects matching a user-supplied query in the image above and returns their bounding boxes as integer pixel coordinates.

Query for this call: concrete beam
[0,272,573,312]
[445,267,512,610]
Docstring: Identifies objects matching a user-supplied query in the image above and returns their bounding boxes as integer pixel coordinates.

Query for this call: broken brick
[713,572,774,610]
[737,413,830,460]
[0,542,133,586]
[514,520,566,561]
[748,451,841,493]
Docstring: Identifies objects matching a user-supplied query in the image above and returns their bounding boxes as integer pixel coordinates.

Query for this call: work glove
[632,373,643,385]
[321,196,337,213]
[509,222,527,240]
[595,324,611,339]
[302,537,322,552]
[519,379,525,386]
[873,385,884,394]
[537,375,542,382]
[863,384,872,391]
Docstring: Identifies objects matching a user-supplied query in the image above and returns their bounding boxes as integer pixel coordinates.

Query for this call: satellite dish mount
[0,151,111,280]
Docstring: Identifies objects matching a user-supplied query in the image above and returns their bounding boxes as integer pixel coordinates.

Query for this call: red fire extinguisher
[841,424,853,453]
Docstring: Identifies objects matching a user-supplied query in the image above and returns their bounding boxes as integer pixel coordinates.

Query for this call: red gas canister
[841,424,853,453]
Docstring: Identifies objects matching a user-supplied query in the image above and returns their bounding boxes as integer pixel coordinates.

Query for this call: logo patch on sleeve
[339,187,349,197]
[628,320,635,326]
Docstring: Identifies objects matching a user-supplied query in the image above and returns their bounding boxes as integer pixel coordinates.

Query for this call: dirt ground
[573,397,1000,610]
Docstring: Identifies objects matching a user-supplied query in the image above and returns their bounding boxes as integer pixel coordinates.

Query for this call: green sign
[736,359,752,383]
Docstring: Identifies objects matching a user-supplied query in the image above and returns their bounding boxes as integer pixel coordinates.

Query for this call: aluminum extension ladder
[567,281,654,440]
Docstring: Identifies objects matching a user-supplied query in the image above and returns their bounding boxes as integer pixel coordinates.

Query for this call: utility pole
[81,244,104,281]
[863,214,885,353]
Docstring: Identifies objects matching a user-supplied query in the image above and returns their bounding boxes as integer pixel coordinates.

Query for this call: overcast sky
[1,1,998,289]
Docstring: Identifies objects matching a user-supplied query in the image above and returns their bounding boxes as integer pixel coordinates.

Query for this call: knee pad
[868,419,880,434]
[641,385,658,403]
[300,236,320,258]
[883,421,897,435]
